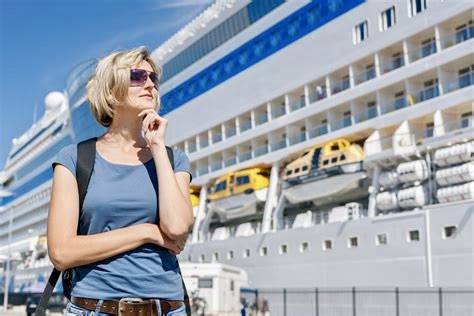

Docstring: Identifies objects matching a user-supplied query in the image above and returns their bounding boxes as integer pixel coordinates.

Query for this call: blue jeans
[64,300,187,316]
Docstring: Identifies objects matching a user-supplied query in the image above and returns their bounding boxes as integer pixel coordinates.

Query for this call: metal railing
[240,287,474,316]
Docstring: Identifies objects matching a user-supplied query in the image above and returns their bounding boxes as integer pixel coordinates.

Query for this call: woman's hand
[138,109,167,148]
[145,223,182,255]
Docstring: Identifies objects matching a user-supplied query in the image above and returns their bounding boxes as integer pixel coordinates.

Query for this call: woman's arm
[47,164,179,271]
[151,144,194,240]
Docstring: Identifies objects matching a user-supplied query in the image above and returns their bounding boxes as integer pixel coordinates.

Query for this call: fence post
[255,289,259,314]
[283,288,287,316]
[438,287,443,316]
[315,287,319,316]
[395,287,399,316]
[352,287,356,316]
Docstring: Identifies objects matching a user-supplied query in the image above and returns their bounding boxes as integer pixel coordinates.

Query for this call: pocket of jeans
[64,302,86,316]
[165,304,186,316]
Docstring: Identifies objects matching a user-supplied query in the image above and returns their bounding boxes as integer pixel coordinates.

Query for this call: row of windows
[354,1,439,44]
[197,226,457,262]
[161,0,284,82]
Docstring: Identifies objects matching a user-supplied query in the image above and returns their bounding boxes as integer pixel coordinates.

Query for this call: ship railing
[331,78,350,95]
[212,133,222,144]
[210,162,222,172]
[240,121,252,133]
[353,67,376,85]
[289,97,306,112]
[224,156,237,167]
[331,117,353,131]
[308,86,327,103]
[225,126,236,138]
[271,107,286,119]
[408,42,437,62]
[255,113,268,126]
[270,139,287,151]
[444,71,474,93]
[308,124,328,138]
[254,144,269,157]
[289,132,307,145]
[381,57,405,74]
[238,150,253,162]
[440,27,474,49]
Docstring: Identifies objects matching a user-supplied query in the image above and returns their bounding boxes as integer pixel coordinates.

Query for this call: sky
[0,0,214,169]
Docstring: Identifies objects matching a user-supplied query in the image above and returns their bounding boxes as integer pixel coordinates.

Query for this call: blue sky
[0,0,213,169]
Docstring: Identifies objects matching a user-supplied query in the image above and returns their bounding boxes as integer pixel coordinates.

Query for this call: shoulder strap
[35,137,98,316]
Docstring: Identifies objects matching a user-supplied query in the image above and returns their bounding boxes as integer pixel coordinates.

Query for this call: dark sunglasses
[130,69,160,89]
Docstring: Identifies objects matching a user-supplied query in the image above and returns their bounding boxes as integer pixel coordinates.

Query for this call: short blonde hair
[86,46,161,127]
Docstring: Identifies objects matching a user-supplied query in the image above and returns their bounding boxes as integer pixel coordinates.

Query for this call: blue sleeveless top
[52,143,192,300]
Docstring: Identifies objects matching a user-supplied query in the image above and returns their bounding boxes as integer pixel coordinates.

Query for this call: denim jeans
[64,300,187,316]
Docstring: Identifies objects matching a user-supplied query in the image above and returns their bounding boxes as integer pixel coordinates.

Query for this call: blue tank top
[51,143,192,300]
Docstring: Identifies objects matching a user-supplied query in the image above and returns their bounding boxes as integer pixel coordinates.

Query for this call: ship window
[409,0,427,17]
[286,170,293,176]
[340,154,346,161]
[331,157,338,163]
[279,244,288,255]
[323,240,332,251]
[199,254,205,262]
[380,6,396,31]
[443,226,457,239]
[230,280,235,292]
[322,160,329,166]
[243,249,250,258]
[188,255,192,261]
[302,166,308,171]
[331,143,339,151]
[260,246,268,256]
[215,181,227,192]
[236,175,250,185]
[408,230,420,242]
[376,233,388,245]
[300,242,309,253]
[198,278,213,289]
[227,250,234,260]
[353,20,368,44]
[295,168,300,173]
[348,237,358,248]
[212,252,219,262]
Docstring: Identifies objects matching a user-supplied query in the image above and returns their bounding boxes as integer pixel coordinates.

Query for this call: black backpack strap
[36,137,97,315]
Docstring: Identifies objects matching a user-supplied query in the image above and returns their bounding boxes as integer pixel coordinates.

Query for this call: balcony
[445,71,473,93]
[224,156,237,167]
[419,85,440,102]
[308,124,328,138]
[270,139,287,151]
[254,144,269,157]
[331,78,350,94]
[272,107,286,119]
[256,113,268,126]
[238,150,253,162]
[381,56,404,74]
[308,86,327,103]
[188,143,197,153]
[240,121,252,133]
[289,131,306,145]
[354,67,376,85]
[197,166,209,176]
[225,127,236,138]
[289,97,306,112]
[212,134,222,144]
[210,162,222,172]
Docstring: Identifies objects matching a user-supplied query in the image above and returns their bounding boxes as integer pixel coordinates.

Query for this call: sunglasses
[130,69,160,89]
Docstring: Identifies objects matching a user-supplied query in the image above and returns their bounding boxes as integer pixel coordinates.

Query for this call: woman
[47,46,194,316]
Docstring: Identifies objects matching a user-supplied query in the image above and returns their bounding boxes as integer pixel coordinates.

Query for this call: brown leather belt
[71,296,184,315]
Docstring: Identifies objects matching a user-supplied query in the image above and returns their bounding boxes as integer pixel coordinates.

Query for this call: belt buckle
[118,297,145,316]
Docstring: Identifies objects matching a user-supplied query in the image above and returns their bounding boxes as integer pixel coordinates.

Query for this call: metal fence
[240,287,474,316]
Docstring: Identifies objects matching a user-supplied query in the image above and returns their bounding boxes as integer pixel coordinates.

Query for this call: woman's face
[127,60,158,111]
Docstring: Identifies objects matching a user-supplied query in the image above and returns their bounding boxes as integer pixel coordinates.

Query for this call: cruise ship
[1,0,473,301]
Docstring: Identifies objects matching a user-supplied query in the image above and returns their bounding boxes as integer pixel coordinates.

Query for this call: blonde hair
[86,46,161,127]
